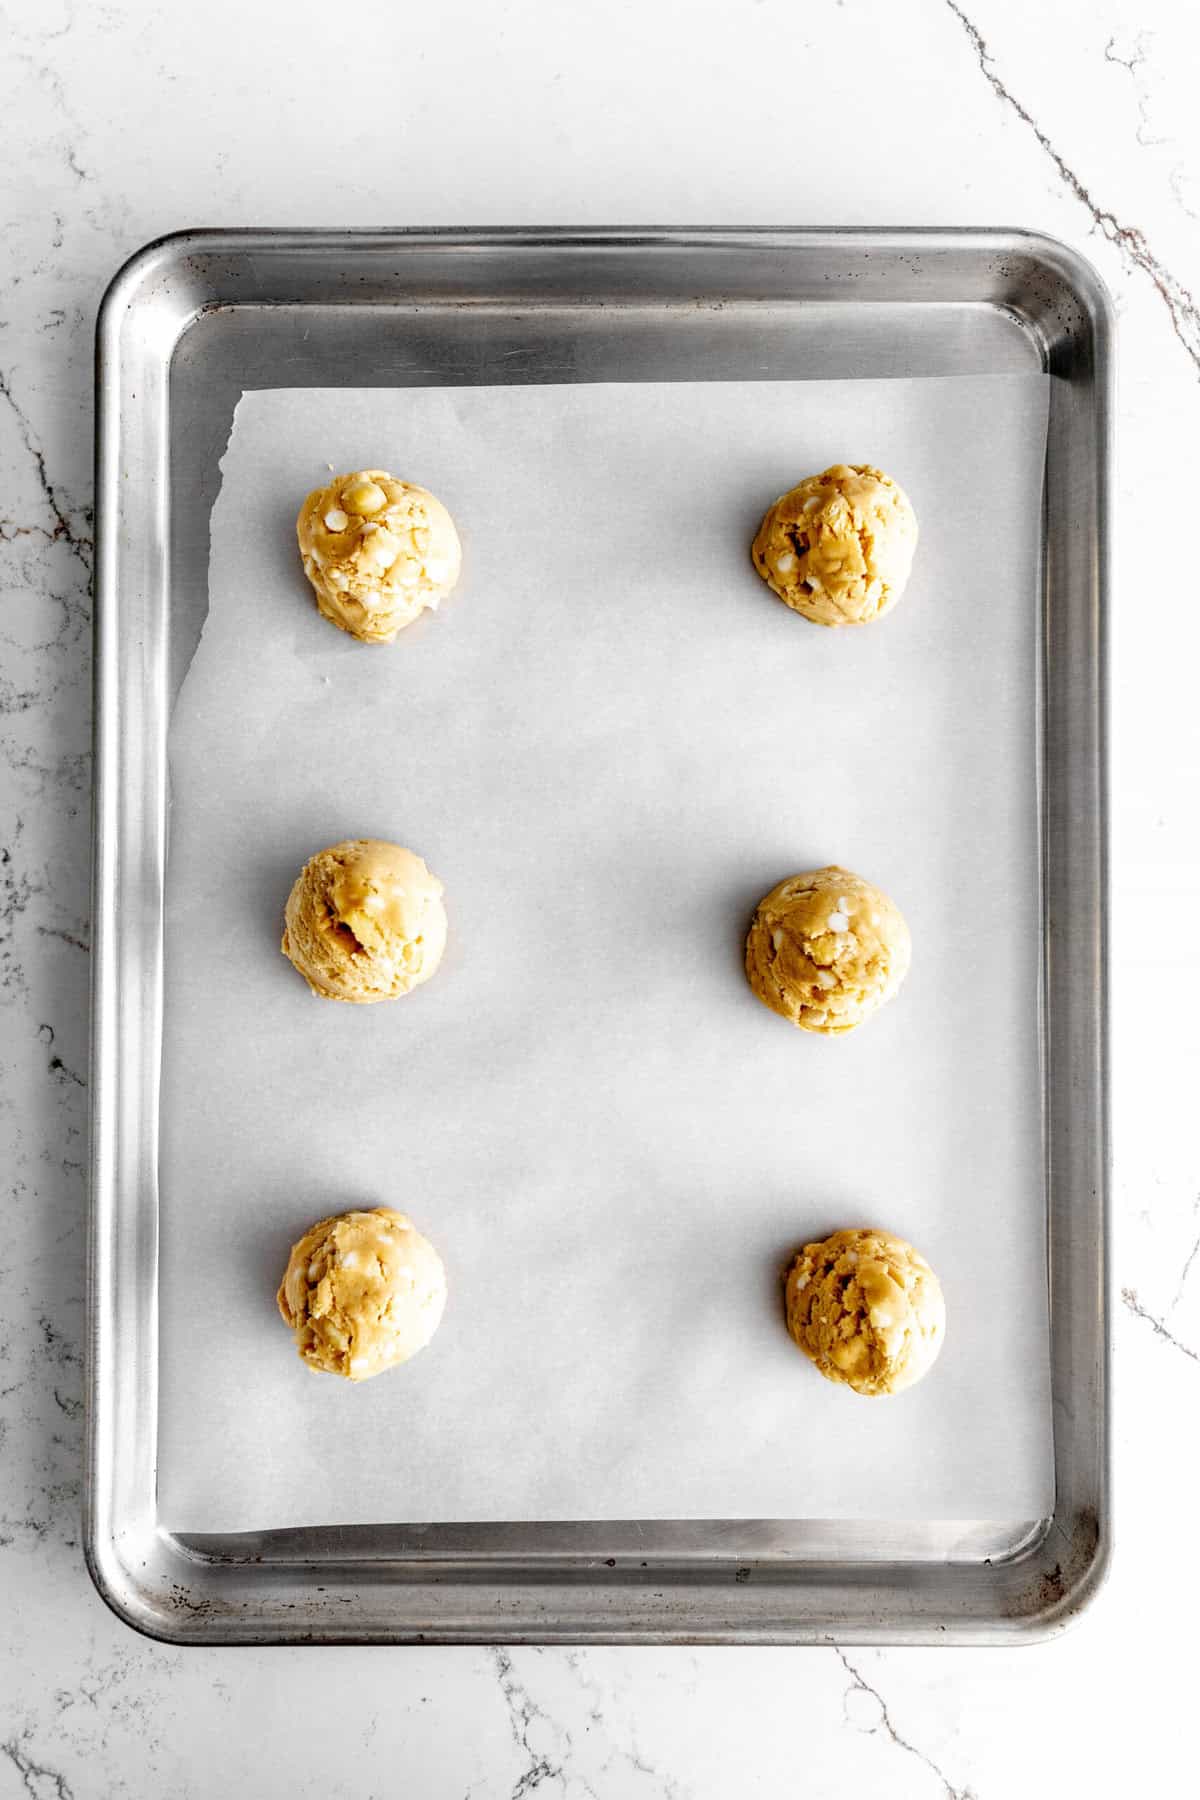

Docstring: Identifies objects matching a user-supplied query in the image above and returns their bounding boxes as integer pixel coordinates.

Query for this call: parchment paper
[158,375,1053,1531]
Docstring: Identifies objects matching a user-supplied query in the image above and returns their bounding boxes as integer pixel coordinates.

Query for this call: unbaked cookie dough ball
[296,469,462,643]
[783,1227,945,1396]
[745,865,910,1035]
[281,838,447,1004]
[751,464,918,626]
[277,1207,447,1381]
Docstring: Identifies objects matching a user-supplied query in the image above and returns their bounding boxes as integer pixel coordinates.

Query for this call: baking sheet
[158,374,1052,1532]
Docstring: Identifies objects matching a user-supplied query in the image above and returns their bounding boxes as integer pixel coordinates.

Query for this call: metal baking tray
[88,228,1111,1645]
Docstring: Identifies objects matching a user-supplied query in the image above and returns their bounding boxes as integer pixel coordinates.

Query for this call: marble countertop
[2,0,1196,1792]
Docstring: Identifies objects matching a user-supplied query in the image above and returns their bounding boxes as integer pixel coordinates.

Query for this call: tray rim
[88,225,1112,1646]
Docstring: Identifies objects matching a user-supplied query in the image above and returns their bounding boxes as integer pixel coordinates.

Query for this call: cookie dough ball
[277,1208,447,1381]
[745,865,910,1035]
[751,464,918,626]
[784,1227,945,1396]
[297,469,462,643]
[281,838,447,1004]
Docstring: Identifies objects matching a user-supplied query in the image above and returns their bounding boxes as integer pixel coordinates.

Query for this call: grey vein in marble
[36,924,89,954]
[1104,32,1164,149]
[1121,1286,1200,1363]
[836,1650,971,1800]
[1169,1214,1200,1314]
[0,368,91,572]
[0,0,78,42]
[945,0,1200,376]
[480,1647,692,1800]
[488,1649,570,1800]
[560,1653,688,1800]
[1169,163,1199,224]
[1,1733,77,1800]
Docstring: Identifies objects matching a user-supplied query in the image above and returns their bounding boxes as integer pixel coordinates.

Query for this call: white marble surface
[1,0,1197,1792]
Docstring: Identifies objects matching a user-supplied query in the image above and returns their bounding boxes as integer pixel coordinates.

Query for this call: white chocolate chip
[361,526,399,568]
[803,495,823,513]
[344,479,387,516]
[774,551,796,574]
[324,508,349,532]
[827,912,850,932]
[771,928,784,951]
